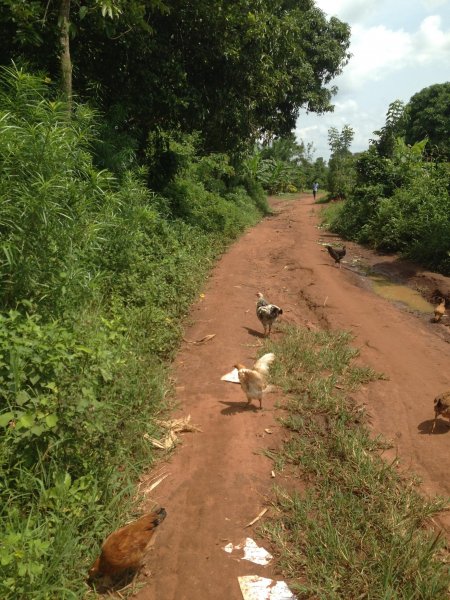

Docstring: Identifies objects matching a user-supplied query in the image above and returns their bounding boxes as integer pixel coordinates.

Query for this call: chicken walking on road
[325,244,346,268]
[256,292,283,337]
[234,352,276,409]
[431,391,450,433]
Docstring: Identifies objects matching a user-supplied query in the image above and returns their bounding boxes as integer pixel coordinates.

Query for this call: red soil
[132,194,450,600]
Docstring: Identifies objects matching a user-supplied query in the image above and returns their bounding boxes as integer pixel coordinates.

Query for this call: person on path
[312,181,319,200]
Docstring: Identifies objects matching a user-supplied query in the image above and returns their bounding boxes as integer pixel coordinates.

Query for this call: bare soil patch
[132,194,450,600]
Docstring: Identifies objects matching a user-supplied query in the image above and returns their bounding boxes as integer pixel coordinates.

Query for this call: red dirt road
[133,194,450,600]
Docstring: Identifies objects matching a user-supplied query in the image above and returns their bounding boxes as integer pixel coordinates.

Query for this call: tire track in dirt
[133,194,450,600]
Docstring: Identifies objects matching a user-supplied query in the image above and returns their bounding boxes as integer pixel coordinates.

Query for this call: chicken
[88,507,167,582]
[256,292,283,337]
[431,391,450,433]
[234,352,275,409]
[325,244,346,268]
[433,297,446,322]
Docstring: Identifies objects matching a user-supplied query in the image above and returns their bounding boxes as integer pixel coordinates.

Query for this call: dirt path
[133,194,450,600]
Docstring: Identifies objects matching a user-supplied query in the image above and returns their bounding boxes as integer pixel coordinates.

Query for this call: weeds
[262,324,450,599]
[0,66,267,597]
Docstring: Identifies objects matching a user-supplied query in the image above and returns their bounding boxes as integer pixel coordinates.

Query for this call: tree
[0,0,351,152]
[310,157,328,187]
[404,82,450,160]
[327,125,355,198]
[328,124,354,156]
[0,0,147,108]
[371,99,408,158]
[59,0,72,106]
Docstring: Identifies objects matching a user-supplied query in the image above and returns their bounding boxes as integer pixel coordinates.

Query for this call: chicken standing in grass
[256,292,283,337]
[433,297,446,322]
[325,244,346,268]
[431,391,450,433]
[234,352,275,409]
[88,507,166,583]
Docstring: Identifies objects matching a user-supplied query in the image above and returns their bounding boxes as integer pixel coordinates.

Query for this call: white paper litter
[222,538,273,565]
[238,576,296,600]
[221,368,241,383]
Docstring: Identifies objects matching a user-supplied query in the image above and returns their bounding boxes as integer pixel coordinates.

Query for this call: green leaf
[17,413,35,429]
[100,367,112,382]
[45,381,58,392]
[79,5,88,19]
[45,413,58,428]
[16,390,30,406]
[30,424,44,436]
[0,412,14,427]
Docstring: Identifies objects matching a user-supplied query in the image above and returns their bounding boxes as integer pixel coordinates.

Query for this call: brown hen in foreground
[431,391,450,433]
[325,244,346,268]
[234,352,275,409]
[88,507,166,582]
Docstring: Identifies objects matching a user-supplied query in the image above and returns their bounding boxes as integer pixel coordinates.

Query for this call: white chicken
[234,353,275,409]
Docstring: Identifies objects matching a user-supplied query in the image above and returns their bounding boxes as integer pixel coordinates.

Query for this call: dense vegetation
[325,85,450,275]
[0,1,351,596]
[0,66,268,598]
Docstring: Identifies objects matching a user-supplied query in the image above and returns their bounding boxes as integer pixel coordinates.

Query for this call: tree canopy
[0,0,351,153]
[404,82,450,160]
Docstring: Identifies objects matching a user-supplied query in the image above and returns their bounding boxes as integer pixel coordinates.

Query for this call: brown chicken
[234,352,275,409]
[256,292,283,337]
[433,298,446,322]
[325,244,346,268]
[88,507,166,582]
[431,391,450,433]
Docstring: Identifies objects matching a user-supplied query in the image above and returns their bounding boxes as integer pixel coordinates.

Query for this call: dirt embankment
[133,194,450,600]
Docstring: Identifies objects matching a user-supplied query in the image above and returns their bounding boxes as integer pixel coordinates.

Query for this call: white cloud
[295,2,450,161]
[316,0,379,22]
[295,100,381,160]
[421,0,448,9]
[339,16,450,90]
[413,15,450,62]
[296,125,320,138]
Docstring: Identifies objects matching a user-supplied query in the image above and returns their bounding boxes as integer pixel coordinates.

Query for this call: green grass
[261,324,450,599]
[320,201,345,228]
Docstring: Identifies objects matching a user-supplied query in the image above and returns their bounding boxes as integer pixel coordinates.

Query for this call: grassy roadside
[0,68,270,598]
[318,200,344,227]
[262,324,450,599]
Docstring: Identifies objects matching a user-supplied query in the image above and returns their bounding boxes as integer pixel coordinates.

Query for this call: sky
[295,0,450,161]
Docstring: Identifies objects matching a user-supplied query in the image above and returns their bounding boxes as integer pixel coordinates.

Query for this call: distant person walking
[312,181,319,200]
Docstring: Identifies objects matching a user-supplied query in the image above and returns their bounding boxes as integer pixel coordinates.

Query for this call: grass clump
[262,325,450,599]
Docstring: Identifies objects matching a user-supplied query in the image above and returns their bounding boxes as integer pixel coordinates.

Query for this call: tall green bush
[330,138,450,274]
[0,65,268,597]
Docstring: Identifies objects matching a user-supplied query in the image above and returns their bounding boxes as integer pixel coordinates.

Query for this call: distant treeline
[325,85,450,275]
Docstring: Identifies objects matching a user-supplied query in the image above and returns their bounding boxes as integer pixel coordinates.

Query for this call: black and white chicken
[256,292,283,337]
[325,244,346,268]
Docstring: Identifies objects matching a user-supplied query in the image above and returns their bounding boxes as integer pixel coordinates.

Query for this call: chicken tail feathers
[253,352,275,375]
[153,507,167,526]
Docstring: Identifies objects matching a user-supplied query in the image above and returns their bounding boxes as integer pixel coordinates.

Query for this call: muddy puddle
[349,261,435,314]
[368,274,434,313]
